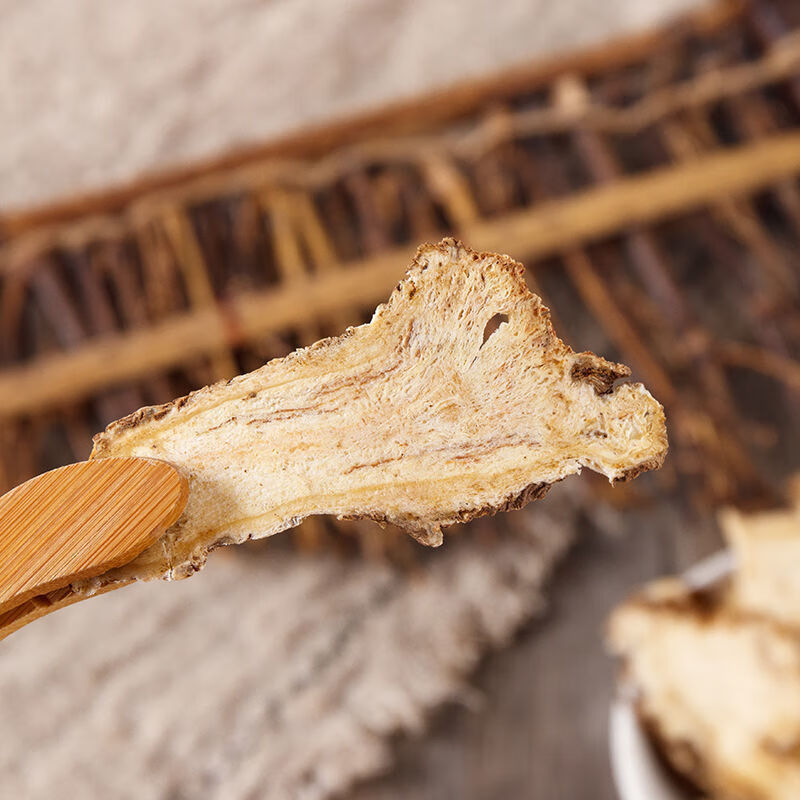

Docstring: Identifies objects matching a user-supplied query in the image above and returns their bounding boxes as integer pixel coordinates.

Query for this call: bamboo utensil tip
[0,458,187,616]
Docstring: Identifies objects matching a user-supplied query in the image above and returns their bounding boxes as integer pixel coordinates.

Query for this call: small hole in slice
[481,313,509,347]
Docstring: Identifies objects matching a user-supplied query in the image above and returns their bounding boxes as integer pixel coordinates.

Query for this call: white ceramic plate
[609,549,735,800]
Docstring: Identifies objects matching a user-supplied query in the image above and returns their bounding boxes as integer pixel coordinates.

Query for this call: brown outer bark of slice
[10,239,668,633]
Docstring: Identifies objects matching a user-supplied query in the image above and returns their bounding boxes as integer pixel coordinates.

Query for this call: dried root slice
[84,238,665,589]
[721,485,800,628]
[608,581,800,800]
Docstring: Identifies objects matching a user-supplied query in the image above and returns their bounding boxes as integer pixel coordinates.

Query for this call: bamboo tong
[0,458,188,641]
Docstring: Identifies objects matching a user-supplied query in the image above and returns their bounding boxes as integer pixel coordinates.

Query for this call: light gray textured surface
[0,502,573,800]
[0,0,699,210]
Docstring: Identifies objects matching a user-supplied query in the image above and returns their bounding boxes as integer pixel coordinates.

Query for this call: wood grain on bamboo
[0,458,188,621]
